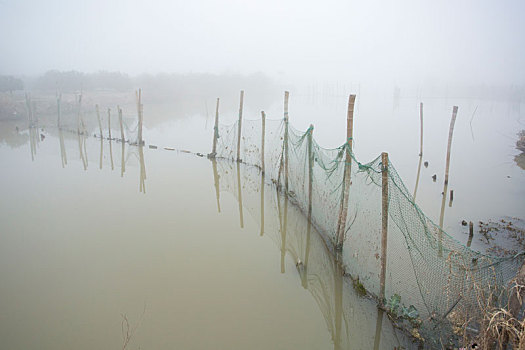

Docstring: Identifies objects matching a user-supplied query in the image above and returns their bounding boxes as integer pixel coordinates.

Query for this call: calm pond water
[0,127,416,350]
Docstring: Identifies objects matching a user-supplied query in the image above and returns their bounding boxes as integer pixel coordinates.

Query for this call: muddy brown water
[0,128,417,350]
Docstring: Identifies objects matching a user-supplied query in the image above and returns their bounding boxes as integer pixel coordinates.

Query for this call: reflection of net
[215,161,416,350]
[215,115,525,343]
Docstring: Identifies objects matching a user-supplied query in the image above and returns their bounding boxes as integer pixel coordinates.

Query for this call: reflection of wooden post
[138,145,146,193]
[120,141,125,177]
[336,94,356,250]
[260,169,265,237]
[373,308,384,350]
[236,91,244,162]
[261,111,266,173]
[236,162,244,228]
[212,158,221,212]
[413,155,423,200]
[96,105,103,138]
[210,98,220,157]
[118,106,125,142]
[303,125,314,285]
[99,137,103,170]
[284,91,289,194]
[379,152,389,301]
[334,259,343,350]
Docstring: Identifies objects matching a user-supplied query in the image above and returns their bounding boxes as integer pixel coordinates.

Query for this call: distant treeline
[0,76,24,93]
[25,70,276,98]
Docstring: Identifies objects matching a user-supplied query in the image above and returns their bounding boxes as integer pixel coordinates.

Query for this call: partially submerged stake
[336,94,356,250]
[209,98,220,157]
[379,152,389,301]
[467,221,474,247]
[438,106,458,256]
[236,91,244,162]
[444,106,458,185]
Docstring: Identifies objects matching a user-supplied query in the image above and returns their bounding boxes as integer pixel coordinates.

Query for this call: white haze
[0,0,524,86]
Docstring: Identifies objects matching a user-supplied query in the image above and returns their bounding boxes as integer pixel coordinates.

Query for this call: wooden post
[284,91,289,194]
[96,105,103,138]
[261,111,266,173]
[380,152,389,301]
[57,92,61,128]
[236,90,244,162]
[107,108,112,140]
[137,89,144,145]
[467,221,474,247]
[444,106,458,185]
[419,102,424,157]
[118,106,125,142]
[336,94,356,250]
[210,98,220,157]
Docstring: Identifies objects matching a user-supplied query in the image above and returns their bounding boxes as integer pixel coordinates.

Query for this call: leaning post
[336,94,356,250]
[379,152,389,301]
[118,106,125,142]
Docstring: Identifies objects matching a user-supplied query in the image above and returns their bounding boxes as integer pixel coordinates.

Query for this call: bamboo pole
[419,102,424,157]
[57,92,61,128]
[261,111,266,173]
[137,89,144,145]
[336,94,356,250]
[209,98,220,157]
[379,152,389,301]
[236,91,244,162]
[444,106,458,185]
[118,106,125,142]
[438,106,458,256]
[284,91,289,194]
[96,105,103,138]
[303,124,314,283]
[107,108,112,140]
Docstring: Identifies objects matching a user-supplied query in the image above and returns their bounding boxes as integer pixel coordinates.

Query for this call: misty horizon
[1,0,524,86]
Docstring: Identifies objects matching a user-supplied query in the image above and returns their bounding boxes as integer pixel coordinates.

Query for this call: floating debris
[432,174,437,182]
[180,150,191,153]
[424,161,428,168]
[149,145,158,149]
[164,147,175,151]
[196,153,204,157]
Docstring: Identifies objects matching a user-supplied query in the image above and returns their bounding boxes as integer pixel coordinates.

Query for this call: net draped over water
[215,114,525,340]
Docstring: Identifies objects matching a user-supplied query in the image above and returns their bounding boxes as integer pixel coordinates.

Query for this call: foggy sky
[1,0,524,85]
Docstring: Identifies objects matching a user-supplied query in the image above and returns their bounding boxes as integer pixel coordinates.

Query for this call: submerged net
[214,113,525,344]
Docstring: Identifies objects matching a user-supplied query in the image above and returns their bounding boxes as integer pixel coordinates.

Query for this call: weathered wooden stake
[466,221,474,247]
[444,106,458,185]
[118,106,125,142]
[284,91,289,194]
[96,105,103,138]
[107,108,112,140]
[261,111,266,173]
[336,94,356,250]
[236,91,244,162]
[137,89,144,145]
[57,92,61,128]
[419,102,424,157]
[379,152,389,301]
[210,98,220,157]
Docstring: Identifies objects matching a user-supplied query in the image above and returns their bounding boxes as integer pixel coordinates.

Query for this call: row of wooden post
[208,91,391,301]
